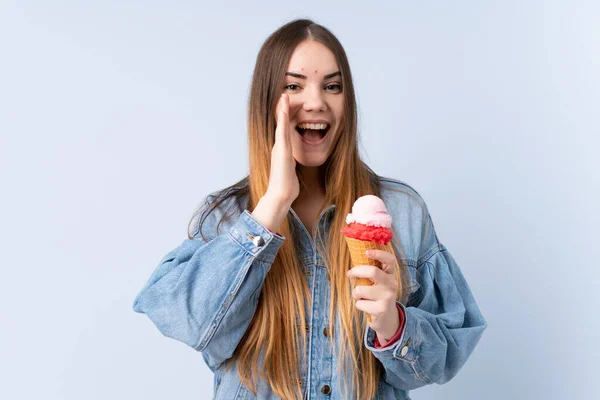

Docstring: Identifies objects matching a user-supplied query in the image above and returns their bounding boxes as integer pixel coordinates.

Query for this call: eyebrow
[285,71,341,80]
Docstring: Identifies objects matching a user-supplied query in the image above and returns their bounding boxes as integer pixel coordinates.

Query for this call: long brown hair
[188,19,411,400]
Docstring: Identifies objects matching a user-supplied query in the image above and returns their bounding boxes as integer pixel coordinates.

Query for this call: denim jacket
[133,177,487,399]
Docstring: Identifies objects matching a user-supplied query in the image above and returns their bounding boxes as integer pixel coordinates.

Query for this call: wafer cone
[345,236,393,322]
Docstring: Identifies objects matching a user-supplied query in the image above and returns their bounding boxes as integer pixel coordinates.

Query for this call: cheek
[288,123,300,139]
[329,123,342,140]
[289,129,302,148]
[335,107,345,124]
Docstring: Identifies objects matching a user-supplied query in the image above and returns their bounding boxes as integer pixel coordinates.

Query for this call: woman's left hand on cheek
[346,249,400,334]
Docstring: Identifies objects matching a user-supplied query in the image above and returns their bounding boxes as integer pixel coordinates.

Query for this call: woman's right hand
[266,93,300,206]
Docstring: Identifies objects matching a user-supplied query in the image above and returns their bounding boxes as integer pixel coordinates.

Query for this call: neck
[296,165,326,198]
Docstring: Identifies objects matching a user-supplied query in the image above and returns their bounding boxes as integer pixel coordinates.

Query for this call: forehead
[287,41,339,76]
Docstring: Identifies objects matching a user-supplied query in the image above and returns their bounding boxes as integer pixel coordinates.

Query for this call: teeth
[297,123,329,130]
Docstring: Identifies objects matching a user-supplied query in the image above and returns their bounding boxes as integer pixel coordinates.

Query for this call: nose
[301,85,327,112]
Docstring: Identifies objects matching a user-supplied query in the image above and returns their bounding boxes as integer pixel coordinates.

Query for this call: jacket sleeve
[364,239,487,390]
[132,197,285,372]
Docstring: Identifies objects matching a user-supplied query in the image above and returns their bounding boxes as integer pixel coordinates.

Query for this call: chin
[293,153,330,168]
[296,160,327,167]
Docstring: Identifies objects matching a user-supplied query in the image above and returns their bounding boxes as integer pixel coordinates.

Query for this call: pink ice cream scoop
[345,195,393,228]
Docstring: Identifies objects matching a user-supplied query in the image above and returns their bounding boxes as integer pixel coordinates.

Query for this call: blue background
[1,1,597,399]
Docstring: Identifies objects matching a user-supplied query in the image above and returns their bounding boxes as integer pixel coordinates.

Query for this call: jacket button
[401,345,409,356]
[323,327,331,337]
[320,384,331,395]
[247,232,265,246]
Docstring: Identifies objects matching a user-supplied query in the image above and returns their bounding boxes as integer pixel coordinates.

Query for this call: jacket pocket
[213,368,224,399]
[405,264,422,305]
[234,383,255,400]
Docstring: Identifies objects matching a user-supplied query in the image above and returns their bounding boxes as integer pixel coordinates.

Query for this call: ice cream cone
[345,236,393,322]
[342,195,394,323]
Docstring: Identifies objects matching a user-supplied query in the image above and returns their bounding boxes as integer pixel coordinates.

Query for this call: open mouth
[295,124,331,144]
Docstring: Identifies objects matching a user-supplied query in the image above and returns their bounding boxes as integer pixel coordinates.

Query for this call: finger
[366,249,396,274]
[352,284,385,301]
[281,94,291,147]
[354,299,386,317]
[347,265,384,284]
[275,94,288,145]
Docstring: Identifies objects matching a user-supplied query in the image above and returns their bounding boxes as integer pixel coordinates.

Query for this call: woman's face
[282,40,344,167]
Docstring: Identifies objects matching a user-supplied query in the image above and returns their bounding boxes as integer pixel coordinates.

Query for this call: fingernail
[365,250,371,256]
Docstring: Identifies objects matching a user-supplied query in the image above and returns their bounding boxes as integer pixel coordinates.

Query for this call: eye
[326,83,342,92]
[284,83,342,93]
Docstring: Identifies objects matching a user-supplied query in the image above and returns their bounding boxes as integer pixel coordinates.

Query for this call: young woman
[133,18,487,400]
